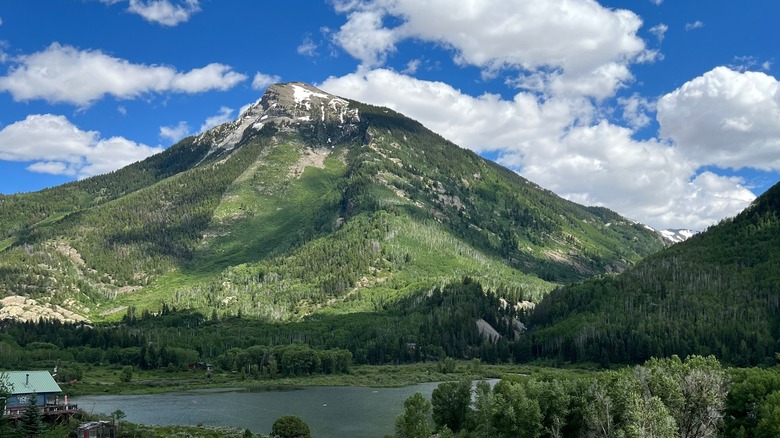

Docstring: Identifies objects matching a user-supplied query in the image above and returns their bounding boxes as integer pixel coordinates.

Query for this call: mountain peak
[262,82,335,110]
[659,228,697,243]
[257,82,359,125]
[197,82,360,153]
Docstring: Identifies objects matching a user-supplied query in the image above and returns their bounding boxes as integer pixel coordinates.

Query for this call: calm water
[74,382,448,437]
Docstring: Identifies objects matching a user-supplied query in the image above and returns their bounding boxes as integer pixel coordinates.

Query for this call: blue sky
[0,0,778,230]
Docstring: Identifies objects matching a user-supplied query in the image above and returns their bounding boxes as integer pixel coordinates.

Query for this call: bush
[271,415,311,438]
[120,365,133,383]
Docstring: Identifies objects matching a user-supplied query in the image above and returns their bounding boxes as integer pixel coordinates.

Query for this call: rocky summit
[197,82,361,154]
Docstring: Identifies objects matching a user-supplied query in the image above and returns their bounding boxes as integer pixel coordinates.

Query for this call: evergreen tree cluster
[525,182,780,366]
[0,280,520,371]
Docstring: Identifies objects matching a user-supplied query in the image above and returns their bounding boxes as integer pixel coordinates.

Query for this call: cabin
[1,370,78,420]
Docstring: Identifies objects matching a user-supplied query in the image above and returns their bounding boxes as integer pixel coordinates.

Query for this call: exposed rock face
[476,318,501,342]
[260,82,359,126]
[196,82,361,153]
[0,295,88,323]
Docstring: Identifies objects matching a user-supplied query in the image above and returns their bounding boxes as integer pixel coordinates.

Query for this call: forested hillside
[526,182,780,366]
[0,280,518,369]
[0,137,211,242]
[0,83,665,322]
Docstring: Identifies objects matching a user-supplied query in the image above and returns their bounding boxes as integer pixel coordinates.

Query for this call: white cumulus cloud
[618,93,655,129]
[0,41,8,64]
[252,73,281,90]
[321,69,589,153]
[649,23,668,42]
[0,114,163,179]
[297,35,319,57]
[160,121,190,143]
[127,0,201,26]
[402,59,421,74]
[332,0,653,99]
[199,106,234,133]
[0,43,246,106]
[334,9,397,67]
[685,21,704,31]
[657,67,780,170]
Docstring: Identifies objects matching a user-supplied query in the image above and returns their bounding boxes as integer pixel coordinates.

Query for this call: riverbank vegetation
[4,359,573,397]
[0,419,265,438]
[394,356,780,438]
[2,357,778,437]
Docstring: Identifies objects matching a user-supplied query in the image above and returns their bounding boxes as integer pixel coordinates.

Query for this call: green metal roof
[3,371,62,395]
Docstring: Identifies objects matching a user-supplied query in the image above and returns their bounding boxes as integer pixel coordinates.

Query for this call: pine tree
[19,395,44,437]
[0,372,9,422]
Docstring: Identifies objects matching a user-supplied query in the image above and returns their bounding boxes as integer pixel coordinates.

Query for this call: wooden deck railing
[3,403,79,419]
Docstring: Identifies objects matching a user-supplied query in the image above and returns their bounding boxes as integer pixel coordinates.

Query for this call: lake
[74,381,454,437]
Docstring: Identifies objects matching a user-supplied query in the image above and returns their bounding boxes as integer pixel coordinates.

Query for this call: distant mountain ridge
[526,181,780,365]
[0,82,666,322]
[659,228,697,243]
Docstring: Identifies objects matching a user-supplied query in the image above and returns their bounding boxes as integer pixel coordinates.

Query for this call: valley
[1,83,779,437]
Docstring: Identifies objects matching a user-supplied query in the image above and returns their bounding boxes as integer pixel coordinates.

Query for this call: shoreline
[57,361,580,396]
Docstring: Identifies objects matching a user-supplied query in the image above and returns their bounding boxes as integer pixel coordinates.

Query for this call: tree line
[396,355,780,438]
[0,280,518,372]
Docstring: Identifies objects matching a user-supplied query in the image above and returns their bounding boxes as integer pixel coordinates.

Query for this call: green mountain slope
[527,182,780,365]
[0,83,665,322]
[0,137,211,240]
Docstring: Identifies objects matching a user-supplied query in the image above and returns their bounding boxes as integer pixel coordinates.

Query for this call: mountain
[0,82,665,323]
[659,228,697,243]
[526,184,780,366]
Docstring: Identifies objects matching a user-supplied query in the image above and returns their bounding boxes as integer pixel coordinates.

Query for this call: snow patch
[292,84,329,104]
[659,228,697,243]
